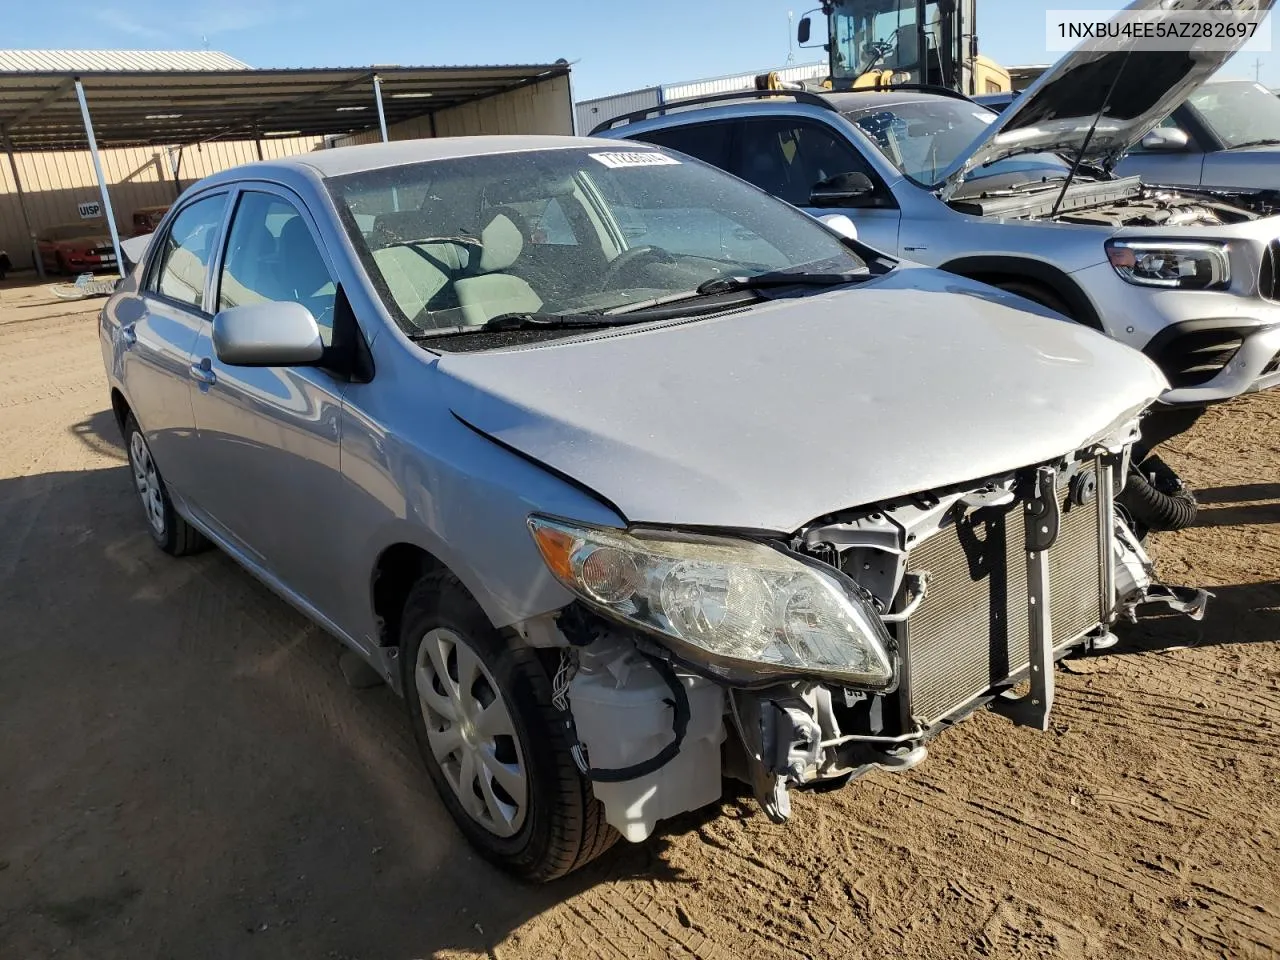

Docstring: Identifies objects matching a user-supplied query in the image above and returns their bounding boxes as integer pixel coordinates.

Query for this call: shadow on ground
[1113,580,1279,656]
[0,455,711,960]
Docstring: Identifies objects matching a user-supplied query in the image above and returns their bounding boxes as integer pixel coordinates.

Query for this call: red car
[131,204,171,236]
[37,220,117,275]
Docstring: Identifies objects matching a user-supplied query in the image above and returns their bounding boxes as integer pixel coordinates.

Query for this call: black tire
[400,571,615,881]
[1117,455,1199,534]
[995,280,1074,320]
[55,252,69,276]
[122,413,208,556]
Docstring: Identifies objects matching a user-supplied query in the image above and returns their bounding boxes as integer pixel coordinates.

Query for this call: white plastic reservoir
[568,657,725,842]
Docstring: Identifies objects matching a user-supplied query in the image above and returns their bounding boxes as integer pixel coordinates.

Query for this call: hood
[437,269,1167,533]
[937,0,1275,199]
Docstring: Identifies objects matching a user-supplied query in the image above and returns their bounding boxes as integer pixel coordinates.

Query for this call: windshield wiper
[694,270,867,296]
[479,311,623,332]
[1229,138,1280,150]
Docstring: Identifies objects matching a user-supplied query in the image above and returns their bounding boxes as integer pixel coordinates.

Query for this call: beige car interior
[369,206,544,329]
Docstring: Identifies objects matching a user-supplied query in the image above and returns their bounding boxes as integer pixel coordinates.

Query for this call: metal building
[576,61,827,134]
[0,51,573,273]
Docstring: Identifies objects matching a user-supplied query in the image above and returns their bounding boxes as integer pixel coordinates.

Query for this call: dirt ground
[0,275,1277,960]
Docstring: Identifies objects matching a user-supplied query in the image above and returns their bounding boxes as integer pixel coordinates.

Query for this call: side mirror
[810,172,877,208]
[212,301,324,367]
[1140,127,1190,152]
[797,16,812,45]
[119,233,152,272]
[819,214,859,241]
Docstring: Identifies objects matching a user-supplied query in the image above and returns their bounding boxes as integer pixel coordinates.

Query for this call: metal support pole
[167,146,184,199]
[373,74,389,143]
[255,138,265,161]
[1,126,42,277]
[74,79,125,278]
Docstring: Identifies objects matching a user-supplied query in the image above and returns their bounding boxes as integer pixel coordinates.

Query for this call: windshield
[1187,81,1280,149]
[830,0,947,84]
[843,99,1071,186]
[327,147,866,339]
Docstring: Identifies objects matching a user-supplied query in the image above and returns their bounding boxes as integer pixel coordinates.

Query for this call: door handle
[120,324,137,348]
[189,358,217,386]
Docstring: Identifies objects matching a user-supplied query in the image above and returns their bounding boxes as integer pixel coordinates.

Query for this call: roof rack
[589,88,837,136]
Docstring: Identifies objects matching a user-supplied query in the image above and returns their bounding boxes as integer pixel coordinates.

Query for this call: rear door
[184,184,348,613]
[113,191,229,503]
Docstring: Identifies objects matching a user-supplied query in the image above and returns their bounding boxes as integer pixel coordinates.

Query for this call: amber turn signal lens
[530,523,578,582]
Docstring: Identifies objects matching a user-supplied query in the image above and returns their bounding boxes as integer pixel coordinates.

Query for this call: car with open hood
[1114,78,1280,194]
[602,0,1280,427]
[981,78,1280,198]
[100,134,1205,881]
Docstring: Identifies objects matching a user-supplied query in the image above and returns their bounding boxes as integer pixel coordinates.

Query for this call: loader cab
[798,0,1006,95]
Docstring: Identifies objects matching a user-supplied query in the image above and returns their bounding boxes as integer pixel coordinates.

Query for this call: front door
[184,186,347,613]
[119,191,229,502]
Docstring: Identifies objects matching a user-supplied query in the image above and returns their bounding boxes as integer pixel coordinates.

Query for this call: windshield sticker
[589,151,682,169]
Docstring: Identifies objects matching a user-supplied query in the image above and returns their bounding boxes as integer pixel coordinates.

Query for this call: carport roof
[0,60,572,151]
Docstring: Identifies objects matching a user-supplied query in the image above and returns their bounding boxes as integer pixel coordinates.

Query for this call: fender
[939,255,1105,331]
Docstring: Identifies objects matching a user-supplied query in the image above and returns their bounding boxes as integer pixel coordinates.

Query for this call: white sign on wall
[77,201,103,220]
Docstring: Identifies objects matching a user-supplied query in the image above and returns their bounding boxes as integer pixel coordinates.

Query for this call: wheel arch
[940,255,1105,331]
[110,387,132,437]
[371,542,449,650]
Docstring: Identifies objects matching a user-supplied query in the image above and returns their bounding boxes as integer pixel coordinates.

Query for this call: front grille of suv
[1148,329,1246,389]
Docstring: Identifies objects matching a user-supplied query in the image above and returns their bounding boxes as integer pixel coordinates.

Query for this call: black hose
[578,655,692,784]
[1116,455,1199,533]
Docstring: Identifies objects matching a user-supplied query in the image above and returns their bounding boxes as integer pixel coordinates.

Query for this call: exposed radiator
[903,463,1105,725]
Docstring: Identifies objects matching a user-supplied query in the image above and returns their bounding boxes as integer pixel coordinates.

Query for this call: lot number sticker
[589,152,682,169]
[77,201,103,219]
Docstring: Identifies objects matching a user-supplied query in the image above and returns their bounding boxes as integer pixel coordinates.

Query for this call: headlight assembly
[1105,239,1231,290]
[528,516,896,689]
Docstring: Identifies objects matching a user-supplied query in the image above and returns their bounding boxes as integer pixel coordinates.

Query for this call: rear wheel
[400,571,614,881]
[123,414,207,556]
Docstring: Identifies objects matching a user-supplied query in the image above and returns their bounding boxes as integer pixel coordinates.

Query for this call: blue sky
[5,0,1275,101]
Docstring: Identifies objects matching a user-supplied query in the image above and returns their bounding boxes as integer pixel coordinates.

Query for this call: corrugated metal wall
[0,136,319,270]
[336,74,574,148]
[575,87,661,137]
[0,73,573,270]
[664,62,827,100]
[575,62,828,132]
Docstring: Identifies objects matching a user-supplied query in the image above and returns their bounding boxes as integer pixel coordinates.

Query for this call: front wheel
[400,571,615,881]
[123,414,208,556]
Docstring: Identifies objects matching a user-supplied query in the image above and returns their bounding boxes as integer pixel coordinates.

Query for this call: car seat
[369,210,475,322]
[453,211,544,326]
[275,217,335,322]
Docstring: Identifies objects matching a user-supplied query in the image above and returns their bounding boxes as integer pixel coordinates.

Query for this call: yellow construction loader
[764,0,1011,95]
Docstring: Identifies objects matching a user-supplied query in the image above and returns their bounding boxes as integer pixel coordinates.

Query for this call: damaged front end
[516,430,1208,843]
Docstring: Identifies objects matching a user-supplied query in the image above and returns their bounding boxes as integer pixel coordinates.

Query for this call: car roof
[820,90,968,112]
[218,135,636,181]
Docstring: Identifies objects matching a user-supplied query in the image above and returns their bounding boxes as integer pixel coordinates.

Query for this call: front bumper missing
[733,457,1210,823]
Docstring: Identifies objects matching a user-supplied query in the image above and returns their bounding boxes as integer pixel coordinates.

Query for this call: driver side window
[217,191,336,343]
[734,119,872,207]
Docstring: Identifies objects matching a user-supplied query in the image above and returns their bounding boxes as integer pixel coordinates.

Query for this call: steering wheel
[598,245,674,291]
